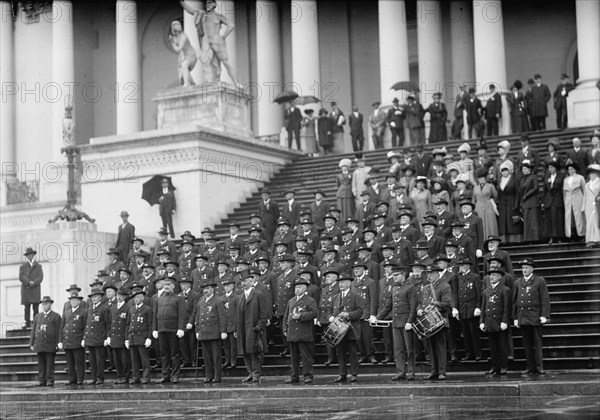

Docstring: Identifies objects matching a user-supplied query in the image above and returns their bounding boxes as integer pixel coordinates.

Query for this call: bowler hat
[69,292,84,300]
[120,210,129,217]
[88,288,105,298]
[66,284,81,292]
[322,268,340,278]
[40,296,54,304]
[131,237,144,244]
[520,257,537,267]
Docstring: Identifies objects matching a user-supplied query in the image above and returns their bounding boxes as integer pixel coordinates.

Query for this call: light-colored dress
[352,166,372,209]
[583,177,600,242]
[337,171,354,221]
[301,116,318,154]
[473,182,499,238]
[563,173,586,237]
[457,157,475,185]
[409,188,432,224]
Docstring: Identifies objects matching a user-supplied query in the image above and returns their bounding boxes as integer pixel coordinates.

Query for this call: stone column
[567,0,600,127]
[378,0,409,105]
[255,0,283,136]
[291,0,320,104]
[182,0,203,84]
[472,0,509,135]
[218,0,237,85]
[116,0,141,135]
[0,0,15,206]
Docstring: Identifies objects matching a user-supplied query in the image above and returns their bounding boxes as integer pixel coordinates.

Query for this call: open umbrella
[273,90,299,104]
[391,81,420,92]
[142,175,176,206]
[293,95,320,106]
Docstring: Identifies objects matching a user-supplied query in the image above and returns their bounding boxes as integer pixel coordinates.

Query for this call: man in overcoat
[20,247,43,328]
[29,296,61,386]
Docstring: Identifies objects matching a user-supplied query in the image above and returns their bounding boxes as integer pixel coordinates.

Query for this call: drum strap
[429,283,437,303]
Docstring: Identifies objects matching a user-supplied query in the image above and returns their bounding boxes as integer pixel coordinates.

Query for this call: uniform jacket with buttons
[483,249,514,276]
[376,281,417,327]
[338,241,358,269]
[194,294,227,341]
[275,270,297,317]
[451,271,481,319]
[126,303,153,346]
[254,282,274,318]
[257,269,278,311]
[283,294,318,342]
[221,292,237,333]
[480,285,511,332]
[352,275,378,318]
[459,213,484,251]
[435,210,456,239]
[180,289,201,328]
[59,305,87,349]
[109,302,129,348]
[332,289,363,340]
[30,310,61,353]
[318,282,340,324]
[377,275,395,320]
[178,252,197,277]
[152,292,186,332]
[388,238,414,268]
[84,302,111,346]
[513,275,550,326]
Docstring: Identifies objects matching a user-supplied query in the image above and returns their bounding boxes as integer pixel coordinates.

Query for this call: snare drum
[413,306,445,340]
[322,317,351,347]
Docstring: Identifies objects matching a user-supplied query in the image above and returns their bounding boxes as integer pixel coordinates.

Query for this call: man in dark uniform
[220,276,238,369]
[84,287,111,385]
[178,241,197,278]
[243,238,268,265]
[322,213,342,245]
[416,267,452,380]
[329,275,363,383]
[480,268,512,375]
[108,288,131,384]
[105,247,124,288]
[180,277,200,367]
[309,191,329,233]
[318,269,340,365]
[419,219,445,258]
[356,245,381,283]
[293,250,319,287]
[58,292,87,385]
[191,255,214,293]
[272,218,296,256]
[338,227,358,270]
[435,254,460,363]
[352,261,378,365]
[202,234,225,270]
[151,227,179,266]
[513,258,550,375]
[152,276,186,383]
[388,225,414,270]
[194,280,227,383]
[62,284,87,316]
[398,212,420,245]
[126,236,144,271]
[483,236,514,275]
[126,289,153,384]
[450,259,482,361]
[377,260,397,364]
[275,254,297,357]
[376,266,417,380]
[29,296,61,386]
[224,222,246,255]
[458,201,484,268]
[234,270,268,383]
[450,221,475,264]
[139,263,156,292]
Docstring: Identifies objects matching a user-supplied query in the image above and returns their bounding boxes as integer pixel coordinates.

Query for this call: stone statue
[169,20,198,87]
[62,103,75,146]
[179,0,237,85]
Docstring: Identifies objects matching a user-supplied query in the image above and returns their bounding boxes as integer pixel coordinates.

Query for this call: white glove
[106,337,111,346]
[452,308,459,318]
[500,322,508,331]
[328,316,335,323]
[125,340,130,349]
[233,332,237,338]
[540,317,547,324]
[176,329,184,339]
[152,331,158,339]
[186,323,193,330]
[474,308,481,317]
[390,122,396,128]
[145,338,152,348]
[476,249,483,258]
[479,323,485,332]
[81,340,85,347]
[221,333,227,340]
[30,345,34,351]
[196,333,200,340]
[405,323,412,331]
[369,315,377,324]
[58,342,63,350]
[513,320,519,328]
[417,309,424,317]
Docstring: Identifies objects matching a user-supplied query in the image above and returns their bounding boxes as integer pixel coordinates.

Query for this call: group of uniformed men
[29,195,551,385]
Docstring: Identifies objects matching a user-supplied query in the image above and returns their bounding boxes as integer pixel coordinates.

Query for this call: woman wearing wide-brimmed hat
[563,161,586,240]
[337,158,355,220]
[496,160,522,243]
[517,160,542,243]
[583,164,600,245]
[506,80,530,133]
[543,137,565,176]
[473,167,499,238]
[541,160,565,243]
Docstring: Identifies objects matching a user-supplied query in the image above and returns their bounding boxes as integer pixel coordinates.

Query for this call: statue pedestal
[153,84,253,139]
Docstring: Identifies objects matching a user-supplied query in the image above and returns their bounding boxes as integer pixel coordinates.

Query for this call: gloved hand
[417,309,424,317]
[196,333,200,340]
[540,317,548,324]
[152,331,158,339]
[479,323,485,332]
[105,338,111,346]
[328,316,335,323]
[186,323,193,330]
[233,332,237,338]
[58,342,63,350]
[405,323,412,331]
[221,333,227,340]
[476,249,483,258]
[176,329,184,339]
[125,340,130,349]
[145,338,152,348]
[30,345,34,351]
[314,319,318,326]
[474,308,481,317]
[369,315,377,324]
[81,340,85,347]
[500,322,508,331]
[452,308,459,319]
[514,320,519,328]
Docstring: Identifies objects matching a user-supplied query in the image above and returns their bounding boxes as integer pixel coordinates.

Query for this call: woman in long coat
[518,160,542,243]
[473,168,499,238]
[506,81,530,133]
[543,137,565,176]
[542,161,565,242]
[583,164,600,244]
[409,176,432,224]
[563,162,586,239]
[425,92,448,143]
[496,160,522,243]
[337,159,355,220]
[316,109,333,154]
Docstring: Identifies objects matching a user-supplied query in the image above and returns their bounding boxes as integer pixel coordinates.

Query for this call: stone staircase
[1,127,599,382]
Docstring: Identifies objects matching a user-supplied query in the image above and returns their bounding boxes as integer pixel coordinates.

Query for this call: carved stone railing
[7,180,40,205]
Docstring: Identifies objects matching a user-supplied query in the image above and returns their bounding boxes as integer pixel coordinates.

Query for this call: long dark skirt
[522,207,542,242]
[543,206,565,239]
